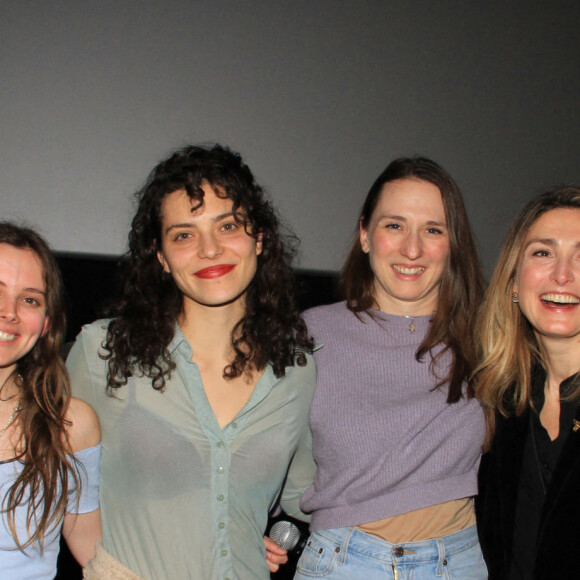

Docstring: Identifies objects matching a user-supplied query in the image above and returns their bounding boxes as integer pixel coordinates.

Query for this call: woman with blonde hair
[475,186,580,579]
[0,222,101,578]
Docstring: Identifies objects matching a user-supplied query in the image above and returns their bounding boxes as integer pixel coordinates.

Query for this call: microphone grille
[269,520,301,551]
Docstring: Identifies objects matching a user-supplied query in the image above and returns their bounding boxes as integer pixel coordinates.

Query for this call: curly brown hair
[102,144,313,392]
[0,221,79,551]
[341,157,486,403]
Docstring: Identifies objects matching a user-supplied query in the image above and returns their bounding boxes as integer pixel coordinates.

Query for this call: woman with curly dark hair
[0,222,101,578]
[67,144,316,579]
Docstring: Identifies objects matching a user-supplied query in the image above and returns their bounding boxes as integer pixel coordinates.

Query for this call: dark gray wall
[3,1,580,276]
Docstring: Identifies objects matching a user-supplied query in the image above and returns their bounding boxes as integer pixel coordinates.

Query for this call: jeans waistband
[314,524,479,565]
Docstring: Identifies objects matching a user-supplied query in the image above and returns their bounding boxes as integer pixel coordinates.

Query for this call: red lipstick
[194,264,236,279]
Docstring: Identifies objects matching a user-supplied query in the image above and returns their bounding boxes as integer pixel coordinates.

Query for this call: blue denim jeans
[293,524,487,579]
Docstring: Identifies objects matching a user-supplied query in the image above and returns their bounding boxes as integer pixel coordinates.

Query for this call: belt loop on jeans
[337,528,354,565]
[435,537,446,577]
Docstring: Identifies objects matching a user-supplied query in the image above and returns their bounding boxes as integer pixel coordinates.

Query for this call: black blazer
[476,405,580,579]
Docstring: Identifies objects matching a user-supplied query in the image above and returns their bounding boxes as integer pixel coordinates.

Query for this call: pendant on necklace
[404,316,416,333]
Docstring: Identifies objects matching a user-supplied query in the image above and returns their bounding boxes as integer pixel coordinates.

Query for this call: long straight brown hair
[0,222,79,552]
[341,157,486,402]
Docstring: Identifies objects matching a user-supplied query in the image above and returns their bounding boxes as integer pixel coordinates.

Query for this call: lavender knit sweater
[301,301,485,531]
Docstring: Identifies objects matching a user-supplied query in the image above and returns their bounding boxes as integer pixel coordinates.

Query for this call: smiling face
[513,208,580,348]
[0,244,48,383]
[156,184,262,316]
[359,178,450,316]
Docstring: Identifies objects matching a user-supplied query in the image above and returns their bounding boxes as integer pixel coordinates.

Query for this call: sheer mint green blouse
[67,320,316,580]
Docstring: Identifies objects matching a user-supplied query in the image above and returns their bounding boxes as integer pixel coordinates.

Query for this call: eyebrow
[525,238,580,249]
[376,213,447,227]
[163,212,236,235]
[0,280,46,296]
[24,288,46,295]
[525,238,555,248]
[524,238,580,248]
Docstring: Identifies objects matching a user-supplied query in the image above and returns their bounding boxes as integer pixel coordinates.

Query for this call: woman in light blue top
[0,222,101,579]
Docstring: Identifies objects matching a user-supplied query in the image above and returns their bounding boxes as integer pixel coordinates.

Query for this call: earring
[512,292,519,303]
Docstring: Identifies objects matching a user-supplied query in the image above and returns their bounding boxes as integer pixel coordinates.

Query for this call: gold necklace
[403,316,416,333]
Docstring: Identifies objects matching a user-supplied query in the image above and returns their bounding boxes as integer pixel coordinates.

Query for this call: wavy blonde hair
[474,186,580,449]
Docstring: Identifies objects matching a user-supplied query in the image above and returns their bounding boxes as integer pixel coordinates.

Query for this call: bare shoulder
[65,397,102,453]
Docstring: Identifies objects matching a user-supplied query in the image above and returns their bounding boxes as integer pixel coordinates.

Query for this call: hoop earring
[512,292,519,303]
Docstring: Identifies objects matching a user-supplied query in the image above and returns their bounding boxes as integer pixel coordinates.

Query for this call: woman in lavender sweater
[294,157,487,579]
